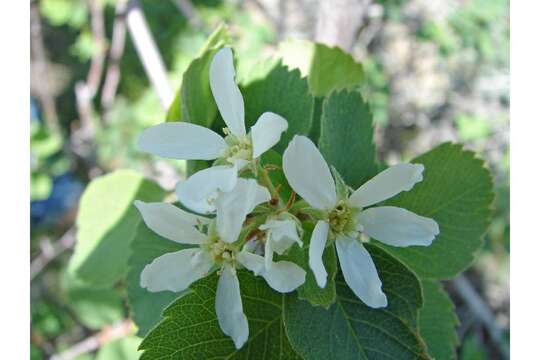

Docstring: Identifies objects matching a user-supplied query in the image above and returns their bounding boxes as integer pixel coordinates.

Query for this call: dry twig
[50,319,134,360]
[125,0,173,110]
[101,0,128,112]
[452,275,510,359]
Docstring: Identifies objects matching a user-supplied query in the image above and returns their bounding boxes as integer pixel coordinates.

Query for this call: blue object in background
[31,173,84,228]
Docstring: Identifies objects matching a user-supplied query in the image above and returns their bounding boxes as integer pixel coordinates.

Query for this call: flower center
[221,129,253,164]
[328,200,358,236]
[204,235,237,266]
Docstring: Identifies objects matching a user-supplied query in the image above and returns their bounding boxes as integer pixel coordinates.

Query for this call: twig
[50,319,134,360]
[101,0,128,112]
[72,0,109,170]
[452,275,510,359]
[85,0,107,98]
[30,3,60,133]
[125,0,173,110]
[74,0,107,141]
[30,227,76,281]
[173,0,202,28]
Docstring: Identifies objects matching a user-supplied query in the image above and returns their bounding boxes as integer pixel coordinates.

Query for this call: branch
[85,0,107,98]
[30,227,76,281]
[30,3,60,134]
[74,0,107,142]
[452,275,509,358]
[125,0,173,110]
[50,319,134,360]
[101,0,128,112]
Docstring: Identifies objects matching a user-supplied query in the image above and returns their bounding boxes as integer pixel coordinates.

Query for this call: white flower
[134,179,305,349]
[282,135,439,308]
[137,47,288,213]
[259,217,303,270]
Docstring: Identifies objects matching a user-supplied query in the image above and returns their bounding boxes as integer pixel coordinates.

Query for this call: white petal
[140,249,213,292]
[260,219,302,255]
[336,236,387,308]
[309,220,329,288]
[137,122,226,160]
[252,184,272,212]
[216,265,248,349]
[264,239,273,270]
[283,135,336,210]
[236,251,306,293]
[349,163,424,208]
[216,179,271,243]
[263,261,306,293]
[134,201,207,244]
[250,112,288,159]
[358,206,439,247]
[233,158,250,171]
[175,165,237,214]
[210,48,246,137]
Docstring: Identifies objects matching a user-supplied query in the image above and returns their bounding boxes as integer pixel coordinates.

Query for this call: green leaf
[63,272,124,330]
[242,61,314,153]
[95,336,141,360]
[287,222,337,308]
[175,48,220,126]
[278,39,364,97]
[165,89,183,122]
[139,272,300,359]
[68,170,165,287]
[284,244,429,360]
[166,24,231,123]
[378,143,494,279]
[418,279,459,360]
[127,220,187,337]
[319,90,379,189]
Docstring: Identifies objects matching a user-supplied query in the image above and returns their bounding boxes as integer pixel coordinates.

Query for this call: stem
[258,165,280,205]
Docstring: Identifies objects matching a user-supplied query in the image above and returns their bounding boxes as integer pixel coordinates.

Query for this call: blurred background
[30,0,509,358]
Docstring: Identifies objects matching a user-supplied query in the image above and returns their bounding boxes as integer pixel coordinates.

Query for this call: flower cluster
[134,47,439,349]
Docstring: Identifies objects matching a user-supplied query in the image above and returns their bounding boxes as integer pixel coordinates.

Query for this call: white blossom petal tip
[283,135,337,210]
[216,265,249,349]
[349,163,425,208]
[309,220,330,288]
[250,112,288,159]
[133,201,207,244]
[210,48,246,137]
[137,122,227,160]
[237,251,306,293]
[140,249,213,293]
[336,237,388,308]
[358,206,439,247]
